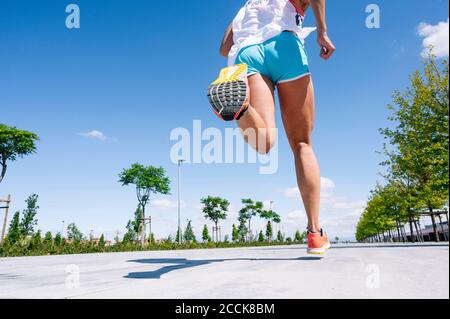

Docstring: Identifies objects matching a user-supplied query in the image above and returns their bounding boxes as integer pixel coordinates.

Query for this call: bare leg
[237,74,276,154]
[278,75,321,232]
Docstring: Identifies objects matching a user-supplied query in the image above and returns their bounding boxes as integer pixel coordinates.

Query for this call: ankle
[307,226,322,234]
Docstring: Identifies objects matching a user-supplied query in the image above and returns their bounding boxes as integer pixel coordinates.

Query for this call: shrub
[0,236,299,257]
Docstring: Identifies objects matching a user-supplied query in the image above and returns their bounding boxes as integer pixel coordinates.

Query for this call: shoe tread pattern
[207,80,247,121]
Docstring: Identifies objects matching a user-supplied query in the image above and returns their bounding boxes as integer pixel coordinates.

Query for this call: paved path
[0,243,448,299]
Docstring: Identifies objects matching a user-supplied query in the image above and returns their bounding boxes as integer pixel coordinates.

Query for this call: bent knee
[241,126,277,155]
[293,141,312,153]
[256,137,276,155]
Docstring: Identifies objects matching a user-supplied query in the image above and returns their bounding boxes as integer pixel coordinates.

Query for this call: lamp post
[177,159,185,245]
[0,195,11,244]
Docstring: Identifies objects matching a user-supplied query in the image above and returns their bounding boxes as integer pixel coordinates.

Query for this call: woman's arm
[309,0,336,60]
[220,23,234,57]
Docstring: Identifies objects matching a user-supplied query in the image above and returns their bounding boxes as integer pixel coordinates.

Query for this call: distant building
[398,221,449,242]
[420,222,449,242]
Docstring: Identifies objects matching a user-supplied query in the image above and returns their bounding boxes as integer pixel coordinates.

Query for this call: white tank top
[228,0,316,66]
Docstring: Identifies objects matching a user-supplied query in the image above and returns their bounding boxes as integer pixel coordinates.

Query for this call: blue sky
[1,0,448,241]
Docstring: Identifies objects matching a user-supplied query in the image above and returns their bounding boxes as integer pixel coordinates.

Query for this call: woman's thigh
[277,75,315,149]
[244,73,276,130]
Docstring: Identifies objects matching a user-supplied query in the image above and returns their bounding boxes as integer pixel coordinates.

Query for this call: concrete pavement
[0,243,448,299]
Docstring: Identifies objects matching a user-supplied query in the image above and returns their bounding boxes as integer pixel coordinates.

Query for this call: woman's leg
[237,74,277,154]
[277,75,321,232]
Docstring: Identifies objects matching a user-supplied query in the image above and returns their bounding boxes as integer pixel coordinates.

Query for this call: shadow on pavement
[124,256,322,279]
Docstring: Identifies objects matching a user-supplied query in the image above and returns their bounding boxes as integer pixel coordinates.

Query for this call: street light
[177,159,185,245]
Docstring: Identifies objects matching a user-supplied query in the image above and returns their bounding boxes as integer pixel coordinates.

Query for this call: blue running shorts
[234,31,310,85]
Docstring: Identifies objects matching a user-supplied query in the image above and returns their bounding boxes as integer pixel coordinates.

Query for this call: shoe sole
[207,64,249,122]
[307,243,331,255]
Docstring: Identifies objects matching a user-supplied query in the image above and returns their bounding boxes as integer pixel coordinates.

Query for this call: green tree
[237,219,248,242]
[19,194,39,236]
[184,220,196,243]
[43,231,53,245]
[119,164,171,246]
[266,221,273,242]
[67,223,84,243]
[122,230,132,243]
[150,233,155,244]
[295,230,302,243]
[260,210,280,242]
[99,234,105,249]
[258,231,265,242]
[202,224,210,242]
[380,54,449,241]
[272,213,281,237]
[277,230,284,243]
[377,181,410,241]
[0,124,39,184]
[124,206,143,242]
[295,231,307,243]
[54,232,63,246]
[7,212,21,243]
[231,224,239,242]
[30,230,42,248]
[201,196,229,242]
[356,185,398,242]
[239,199,264,238]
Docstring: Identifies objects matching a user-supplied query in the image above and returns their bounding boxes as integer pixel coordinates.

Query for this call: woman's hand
[317,32,336,60]
[309,0,335,60]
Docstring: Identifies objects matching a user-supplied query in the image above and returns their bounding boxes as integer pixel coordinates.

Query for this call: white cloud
[78,130,108,141]
[418,18,449,58]
[321,177,336,191]
[284,177,336,200]
[277,210,307,236]
[321,213,363,240]
[332,200,366,210]
[321,177,336,202]
[284,187,300,199]
[285,210,306,223]
[151,199,183,210]
[281,177,366,240]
